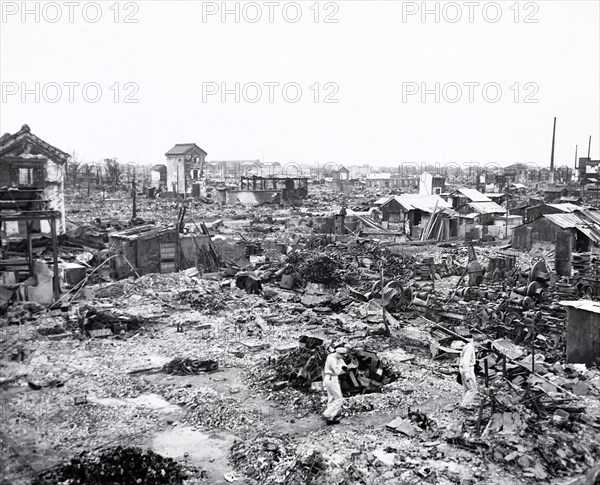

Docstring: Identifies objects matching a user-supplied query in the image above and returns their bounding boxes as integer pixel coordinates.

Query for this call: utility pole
[550,117,556,170]
[549,117,557,184]
[131,172,137,221]
[588,135,592,158]
[505,181,510,239]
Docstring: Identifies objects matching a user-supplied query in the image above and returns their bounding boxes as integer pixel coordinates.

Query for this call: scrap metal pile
[258,336,398,396]
[413,254,571,362]
[32,446,189,485]
[275,241,465,303]
[282,241,418,287]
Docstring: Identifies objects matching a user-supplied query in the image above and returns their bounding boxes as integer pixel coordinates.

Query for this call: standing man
[459,334,483,410]
[322,346,349,425]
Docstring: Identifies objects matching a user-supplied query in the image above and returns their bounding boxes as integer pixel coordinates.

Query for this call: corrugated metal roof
[468,202,506,214]
[577,209,600,226]
[546,203,580,213]
[575,225,600,244]
[376,195,451,213]
[560,300,600,315]
[374,196,393,205]
[456,188,491,203]
[544,213,584,228]
[397,194,451,213]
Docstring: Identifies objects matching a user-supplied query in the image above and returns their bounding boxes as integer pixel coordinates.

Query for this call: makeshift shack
[373,194,458,240]
[512,213,600,252]
[109,225,219,278]
[560,300,600,366]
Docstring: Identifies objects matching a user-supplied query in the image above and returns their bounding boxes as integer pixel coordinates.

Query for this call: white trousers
[322,375,344,420]
[460,367,477,407]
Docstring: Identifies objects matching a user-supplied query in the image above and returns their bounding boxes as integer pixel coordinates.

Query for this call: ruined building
[0,124,69,235]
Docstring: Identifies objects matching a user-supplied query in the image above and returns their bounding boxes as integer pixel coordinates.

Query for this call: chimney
[550,117,556,171]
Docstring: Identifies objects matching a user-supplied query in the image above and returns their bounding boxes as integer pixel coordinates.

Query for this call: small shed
[512,213,600,252]
[109,225,218,278]
[373,194,457,239]
[109,225,179,278]
[560,300,600,366]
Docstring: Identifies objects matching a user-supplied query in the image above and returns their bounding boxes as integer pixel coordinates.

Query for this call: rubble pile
[483,422,600,481]
[286,252,342,285]
[230,436,327,485]
[32,446,189,485]
[442,339,600,480]
[177,287,228,313]
[164,386,263,430]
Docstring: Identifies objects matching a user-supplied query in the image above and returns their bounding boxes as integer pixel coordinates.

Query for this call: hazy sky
[1,0,599,169]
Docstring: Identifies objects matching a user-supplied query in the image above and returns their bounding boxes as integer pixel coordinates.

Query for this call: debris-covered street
[2,2,600,484]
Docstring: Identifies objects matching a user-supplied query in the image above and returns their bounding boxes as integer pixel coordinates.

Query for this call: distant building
[543,186,569,203]
[445,188,507,236]
[578,157,600,185]
[211,160,260,181]
[260,162,282,177]
[334,166,350,182]
[164,143,207,195]
[349,164,371,178]
[332,166,350,192]
[504,163,529,184]
[419,172,445,195]
[366,172,392,188]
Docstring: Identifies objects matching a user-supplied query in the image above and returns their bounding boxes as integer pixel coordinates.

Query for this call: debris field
[2,185,600,485]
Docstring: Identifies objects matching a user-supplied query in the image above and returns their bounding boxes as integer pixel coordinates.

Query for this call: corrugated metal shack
[512,212,600,252]
[109,225,219,278]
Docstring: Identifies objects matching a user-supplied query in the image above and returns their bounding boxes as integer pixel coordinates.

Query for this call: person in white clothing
[459,334,484,410]
[322,347,349,424]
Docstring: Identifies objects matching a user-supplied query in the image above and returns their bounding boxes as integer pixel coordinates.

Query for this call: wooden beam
[50,216,60,302]
[26,218,34,275]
